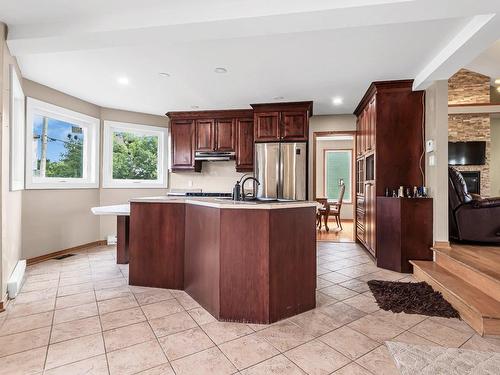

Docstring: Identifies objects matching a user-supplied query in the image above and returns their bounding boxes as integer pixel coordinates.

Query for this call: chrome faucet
[241,177,260,201]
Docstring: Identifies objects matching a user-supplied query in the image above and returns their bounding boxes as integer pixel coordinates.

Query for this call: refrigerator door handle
[278,144,283,198]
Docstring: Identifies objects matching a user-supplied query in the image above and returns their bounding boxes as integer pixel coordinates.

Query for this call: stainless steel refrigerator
[254,142,307,201]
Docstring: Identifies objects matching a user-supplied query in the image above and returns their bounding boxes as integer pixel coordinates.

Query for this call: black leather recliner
[448,167,500,243]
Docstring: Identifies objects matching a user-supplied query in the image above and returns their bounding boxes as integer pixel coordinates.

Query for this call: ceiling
[468,39,500,83]
[2,0,500,116]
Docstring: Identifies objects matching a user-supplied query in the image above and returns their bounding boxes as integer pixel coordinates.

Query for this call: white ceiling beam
[413,13,500,90]
[7,0,500,56]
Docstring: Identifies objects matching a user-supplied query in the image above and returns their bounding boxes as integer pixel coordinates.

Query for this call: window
[102,121,167,188]
[26,98,100,189]
[324,150,352,203]
[9,65,25,191]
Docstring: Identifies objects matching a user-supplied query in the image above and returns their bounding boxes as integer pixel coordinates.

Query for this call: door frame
[312,130,357,237]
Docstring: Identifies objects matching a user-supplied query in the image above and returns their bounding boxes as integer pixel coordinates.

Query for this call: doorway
[313,131,356,242]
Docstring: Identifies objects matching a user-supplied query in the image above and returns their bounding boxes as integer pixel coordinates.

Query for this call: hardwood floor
[317,219,354,243]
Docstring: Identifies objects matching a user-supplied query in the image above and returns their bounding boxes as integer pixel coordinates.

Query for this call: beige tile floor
[1,242,499,375]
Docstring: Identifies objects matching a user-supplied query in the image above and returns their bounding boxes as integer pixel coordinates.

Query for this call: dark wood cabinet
[195,119,215,151]
[377,197,433,272]
[354,80,428,262]
[235,118,254,172]
[251,102,313,142]
[167,109,254,172]
[170,119,201,172]
[281,111,308,141]
[254,112,280,141]
[215,119,235,151]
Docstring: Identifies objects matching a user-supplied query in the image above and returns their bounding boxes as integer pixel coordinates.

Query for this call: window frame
[25,97,100,189]
[9,65,25,191]
[323,149,353,204]
[102,120,168,189]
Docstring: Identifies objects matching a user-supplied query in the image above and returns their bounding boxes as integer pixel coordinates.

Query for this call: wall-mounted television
[448,141,486,166]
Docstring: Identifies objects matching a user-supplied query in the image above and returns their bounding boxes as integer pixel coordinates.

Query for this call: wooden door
[195,119,215,151]
[281,111,308,141]
[171,120,197,170]
[254,112,280,142]
[215,119,235,151]
[235,118,254,171]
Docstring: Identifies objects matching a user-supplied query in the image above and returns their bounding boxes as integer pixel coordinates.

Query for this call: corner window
[324,150,352,203]
[102,121,167,188]
[26,98,100,189]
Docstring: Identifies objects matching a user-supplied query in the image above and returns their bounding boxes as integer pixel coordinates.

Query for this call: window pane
[32,115,84,178]
[325,151,351,201]
[112,131,159,180]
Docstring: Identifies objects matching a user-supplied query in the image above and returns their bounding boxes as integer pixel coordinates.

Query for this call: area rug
[385,341,500,375]
[367,280,460,318]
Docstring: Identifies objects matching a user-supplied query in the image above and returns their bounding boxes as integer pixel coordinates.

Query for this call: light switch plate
[428,154,436,166]
[426,140,435,153]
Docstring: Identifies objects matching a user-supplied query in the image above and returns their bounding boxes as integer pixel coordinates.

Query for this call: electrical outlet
[428,154,436,166]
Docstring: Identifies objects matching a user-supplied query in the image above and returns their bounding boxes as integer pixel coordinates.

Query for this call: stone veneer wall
[448,115,491,196]
[448,68,491,104]
[448,69,491,196]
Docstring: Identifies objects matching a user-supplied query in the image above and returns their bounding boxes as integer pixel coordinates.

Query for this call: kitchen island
[129,196,317,324]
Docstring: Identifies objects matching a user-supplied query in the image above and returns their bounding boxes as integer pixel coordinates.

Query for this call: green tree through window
[325,150,351,202]
[112,131,159,180]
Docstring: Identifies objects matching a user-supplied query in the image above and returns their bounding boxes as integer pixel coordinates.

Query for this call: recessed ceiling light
[159,72,170,77]
[495,78,500,85]
[332,97,343,105]
[191,105,200,109]
[214,67,228,74]
[117,76,129,85]
[272,96,285,100]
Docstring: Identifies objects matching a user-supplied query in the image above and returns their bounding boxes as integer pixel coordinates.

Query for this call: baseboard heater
[7,260,26,299]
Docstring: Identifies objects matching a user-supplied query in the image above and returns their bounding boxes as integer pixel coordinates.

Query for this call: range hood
[194,151,235,161]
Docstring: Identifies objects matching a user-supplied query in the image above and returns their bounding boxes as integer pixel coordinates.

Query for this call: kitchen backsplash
[169,161,249,193]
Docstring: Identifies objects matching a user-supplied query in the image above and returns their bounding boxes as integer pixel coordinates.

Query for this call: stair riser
[413,266,484,335]
[435,252,500,302]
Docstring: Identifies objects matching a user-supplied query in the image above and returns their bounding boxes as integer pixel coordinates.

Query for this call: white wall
[315,139,354,220]
[490,116,500,197]
[20,79,102,259]
[425,80,449,245]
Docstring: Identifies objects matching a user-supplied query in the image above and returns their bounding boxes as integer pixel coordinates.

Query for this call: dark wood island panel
[129,202,185,289]
[184,204,316,324]
[269,208,317,322]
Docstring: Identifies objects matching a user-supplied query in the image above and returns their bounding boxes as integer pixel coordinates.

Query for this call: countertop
[129,196,319,210]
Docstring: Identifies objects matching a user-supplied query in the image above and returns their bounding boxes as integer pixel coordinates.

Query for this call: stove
[185,192,232,197]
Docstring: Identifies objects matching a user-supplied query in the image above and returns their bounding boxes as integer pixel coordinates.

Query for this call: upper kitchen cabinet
[235,118,254,172]
[251,101,313,142]
[215,118,235,151]
[169,119,201,172]
[167,109,253,172]
[195,119,215,151]
[195,118,236,152]
[254,111,280,141]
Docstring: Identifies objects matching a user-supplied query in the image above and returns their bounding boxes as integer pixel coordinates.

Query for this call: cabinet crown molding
[353,79,418,116]
[166,109,253,120]
[250,101,313,116]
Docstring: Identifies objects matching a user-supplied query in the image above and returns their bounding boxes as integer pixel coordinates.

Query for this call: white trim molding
[102,121,168,189]
[25,97,100,189]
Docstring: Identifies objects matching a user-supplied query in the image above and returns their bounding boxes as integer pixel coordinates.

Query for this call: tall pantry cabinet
[354,80,426,259]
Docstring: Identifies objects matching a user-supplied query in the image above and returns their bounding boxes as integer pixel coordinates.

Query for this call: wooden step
[411,260,500,336]
[433,247,500,302]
